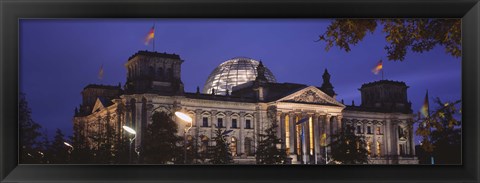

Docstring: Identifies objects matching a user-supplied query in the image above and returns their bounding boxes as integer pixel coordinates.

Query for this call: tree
[142,111,182,164]
[328,125,369,164]
[50,129,69,164]
[255,115,287,165]
[318,19,461,61]
[70,121,94,164]
[416,98,461,164]
[209,127,233,164]
[19,92,43,164]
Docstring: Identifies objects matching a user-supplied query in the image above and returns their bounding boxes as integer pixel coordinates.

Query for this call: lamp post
[123,125,136,164]
[64,142,74,163]
[175,111,193,164]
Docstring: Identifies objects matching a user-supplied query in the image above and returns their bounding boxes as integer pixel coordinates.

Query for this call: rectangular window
[245,119,251,129]
[376,127,381,135]
[218,118,223,128]
[356,125,362,134]
[367,126,372,134]
[231,119,237,128]
[203,117,208,127]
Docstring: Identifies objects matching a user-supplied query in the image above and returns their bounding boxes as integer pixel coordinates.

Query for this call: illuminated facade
[73,50,418,164]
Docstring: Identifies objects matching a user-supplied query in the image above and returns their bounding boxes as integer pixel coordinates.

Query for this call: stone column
[239,112,245,154]
[276,112,282,139]
[325,114,332,159]
[409,123,416,156]
[280,113,286,149]
[288,112,295,155]
[211,110,217,139]
[373,123,377,157]
[337,115,343,134]
[313,113,320,164]
[135,102,142,148]
[226,111,232,131]
[301,113,309,164]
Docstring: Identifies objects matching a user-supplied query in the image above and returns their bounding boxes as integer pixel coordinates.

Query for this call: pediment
[92,98,106,113]
[277,86,345,107]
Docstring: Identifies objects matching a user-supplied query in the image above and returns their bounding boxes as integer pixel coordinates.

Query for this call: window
[245,119,251,129]
[245,138,254,156]
[202,117,208,127]
[217,118,223,128]
[367,126,372,134]
[399,144,405,156]
[231,119,237,128]
[398,126,405,138]
[376,127,381,135]
[356,125,362,134]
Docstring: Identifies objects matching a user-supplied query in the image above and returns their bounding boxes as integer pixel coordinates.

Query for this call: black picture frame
[1,0,479,182]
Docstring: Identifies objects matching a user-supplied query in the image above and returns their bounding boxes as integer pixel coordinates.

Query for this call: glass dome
[203,57,277,95]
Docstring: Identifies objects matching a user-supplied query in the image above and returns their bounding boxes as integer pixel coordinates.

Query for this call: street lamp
[175,111,193,164]
[123,125,136,164]
[64,142,74,163]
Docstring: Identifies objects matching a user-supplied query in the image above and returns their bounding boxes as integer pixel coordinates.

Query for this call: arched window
[230,137,237,156]
[167,68,173,80]
[149,66,154,76]
[157,67,164,80]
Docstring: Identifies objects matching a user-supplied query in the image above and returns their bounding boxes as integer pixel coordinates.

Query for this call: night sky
[20,19,461,142]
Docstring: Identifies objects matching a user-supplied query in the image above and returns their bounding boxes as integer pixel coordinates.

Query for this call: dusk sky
[20,19,461,142]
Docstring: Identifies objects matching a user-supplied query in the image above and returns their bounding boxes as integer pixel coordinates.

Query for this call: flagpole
[153,23,155,52]
[382,69,384,80]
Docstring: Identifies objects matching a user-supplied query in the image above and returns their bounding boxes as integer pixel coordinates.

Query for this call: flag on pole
[296,118,308,125]
[320,133,327,146]
[371,60,383,75]
[98,65,104,80]
[144,25,155,45]
[420,90,429,118]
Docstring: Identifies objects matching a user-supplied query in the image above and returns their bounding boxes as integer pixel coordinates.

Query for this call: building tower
[124,51,184,95]
[320,69,336,98]
[359,80,412,113]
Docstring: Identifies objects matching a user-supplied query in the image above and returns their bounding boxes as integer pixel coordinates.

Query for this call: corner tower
[320,69,336,98]
[124,51,184,95]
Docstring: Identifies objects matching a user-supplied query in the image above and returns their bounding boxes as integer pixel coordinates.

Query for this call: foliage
[142,111,182,164]
[209,127,234,164]
[255,117,288,164]
[318,19,461,61]
[328,125,369,164]
[50,129,69,163]
[416,98,461,164]
[19,92,43,164]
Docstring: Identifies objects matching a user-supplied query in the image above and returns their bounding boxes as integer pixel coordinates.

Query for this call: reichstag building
[73,50,418,164]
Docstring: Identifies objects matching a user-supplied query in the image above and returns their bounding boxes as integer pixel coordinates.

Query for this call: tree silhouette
[50,129,69,163]
[255,115,287,164]
[142,111,182,164]
[209,127,233,164]
[318,19,461,61]
[328,125,369,164]
[19,92,43,164]
[416,98,461,164]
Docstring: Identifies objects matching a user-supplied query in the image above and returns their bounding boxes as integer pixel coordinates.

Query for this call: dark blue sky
[20,19,461,142]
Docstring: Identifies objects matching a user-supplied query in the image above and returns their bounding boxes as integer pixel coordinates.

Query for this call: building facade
[73,50,418,164]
